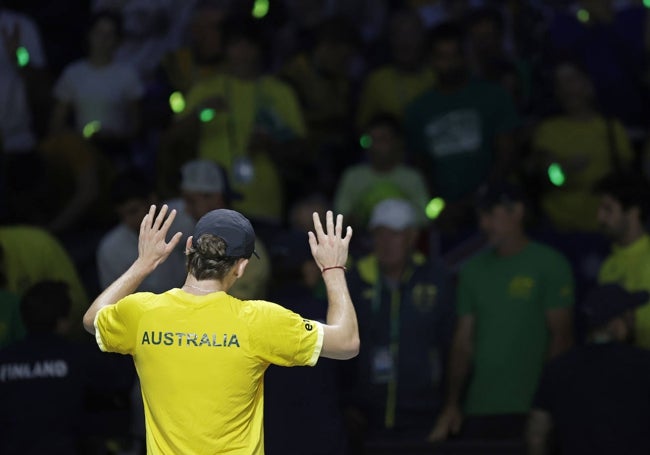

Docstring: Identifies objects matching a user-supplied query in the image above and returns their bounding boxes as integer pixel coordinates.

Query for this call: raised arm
[308,211,359,360]
[82,204,182,334]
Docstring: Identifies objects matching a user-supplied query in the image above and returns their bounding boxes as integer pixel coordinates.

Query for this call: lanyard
[371,265,403,428]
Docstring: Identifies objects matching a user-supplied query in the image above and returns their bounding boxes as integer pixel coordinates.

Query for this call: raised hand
[308,211,352,271]
[138,204,183,270]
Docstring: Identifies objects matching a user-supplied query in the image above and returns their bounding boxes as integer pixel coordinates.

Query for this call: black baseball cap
[192,209,259,259]
[581,283,648,329]
[475,181,526,210]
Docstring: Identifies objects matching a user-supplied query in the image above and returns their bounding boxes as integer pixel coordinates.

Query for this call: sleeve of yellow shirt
[95,293,152,354]
[247,301,323,367]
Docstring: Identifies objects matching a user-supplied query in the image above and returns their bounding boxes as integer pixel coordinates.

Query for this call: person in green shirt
[430,181,574,442]
[404,21,519,237]
[594,170,650,349]
[333,114,430,230]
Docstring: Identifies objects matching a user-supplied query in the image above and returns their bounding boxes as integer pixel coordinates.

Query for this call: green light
[577,9,589,23]
[360,134,372,149]
[252,0,269,18]
[644,0,650,8]
[16,46,29,67]
[425,197,446,220]
[199,108,215,122]
[82,120,101,138]
[169,91,186,113]
[547,163,566,187]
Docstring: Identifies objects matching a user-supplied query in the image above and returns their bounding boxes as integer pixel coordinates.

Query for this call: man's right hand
[428,404,463,442]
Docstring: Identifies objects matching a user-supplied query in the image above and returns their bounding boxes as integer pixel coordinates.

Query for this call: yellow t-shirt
[182,74,306,222]
[356,65,435,128]
[598,235,650,348]
[0,226,88,339]
[94,289,323,455]
[532,116,633,231]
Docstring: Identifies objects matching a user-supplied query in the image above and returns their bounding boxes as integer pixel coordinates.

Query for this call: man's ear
[235,258,249,278]
[185,236,193,254]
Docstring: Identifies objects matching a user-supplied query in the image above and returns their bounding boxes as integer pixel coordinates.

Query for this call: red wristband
[321,266,347,273]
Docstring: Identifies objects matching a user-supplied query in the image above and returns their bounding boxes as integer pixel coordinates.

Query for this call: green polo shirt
[458,241,573,415]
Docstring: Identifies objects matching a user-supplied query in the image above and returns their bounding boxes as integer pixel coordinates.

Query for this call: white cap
[181,159,224,193]
[368,198,416,230]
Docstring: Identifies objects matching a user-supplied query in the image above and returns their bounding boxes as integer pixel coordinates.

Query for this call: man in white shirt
[97,169,187,294]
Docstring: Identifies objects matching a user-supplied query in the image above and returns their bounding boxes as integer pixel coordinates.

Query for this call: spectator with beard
[594,170,650,349]
[527,284,650,455]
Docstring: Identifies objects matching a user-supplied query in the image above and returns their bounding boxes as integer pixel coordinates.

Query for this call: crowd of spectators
[3,0,650,454]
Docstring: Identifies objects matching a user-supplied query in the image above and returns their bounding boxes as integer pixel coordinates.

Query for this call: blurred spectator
[595,170,650,349]
[404,21,519,238]
[356,8,435,128]
[527,284,650,455]
[0,4,51,136]
[272,0,384,69]
[0,225,88,340]
[464,6,531,113]
[37,132,116,235]
[170,158,271,300]
[160,16,307,224]
[267,192,330,287]
[523,59,630,305]
[92,0,195,82]
[431,181,573,443]
[280,15,359,189]
[0,5,51,223]
[528,59,633,233]
[0,281,132,455]
[161,0,230,94]
[545,0,650,135]
[264,241,348,455]
[344,198,455,449]
[48,10,145,171]
[30,132,117,301]
[0,245,24,349]
[334,113,430,230]
[0,281,86,454]
[97,168,187,295]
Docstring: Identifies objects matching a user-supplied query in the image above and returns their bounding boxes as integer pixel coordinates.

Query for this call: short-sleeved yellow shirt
[532,115,633,231]
[181,74,306,222]
[94,289,323,454]
[599,235,650,349]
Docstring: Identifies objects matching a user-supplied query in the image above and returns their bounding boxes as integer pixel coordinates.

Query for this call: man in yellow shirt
[0,226,88,340]
[595,171,650,348]
[356,8,435,128]
[530,60,633,232]
[160,18,307,224]
[83,205,359,454]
